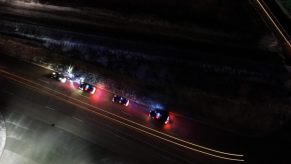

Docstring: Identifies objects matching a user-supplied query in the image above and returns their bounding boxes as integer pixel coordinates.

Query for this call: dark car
[79,82,96,94]
[112,95,129,106]
[50,72,67,83]
[149,109,170,124]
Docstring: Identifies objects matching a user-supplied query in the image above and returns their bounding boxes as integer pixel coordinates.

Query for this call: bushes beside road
[1,34,291,136]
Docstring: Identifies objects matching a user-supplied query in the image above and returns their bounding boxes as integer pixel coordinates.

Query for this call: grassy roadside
[277,0,291,16]
[0,0,275,52]
[1,34,291,136]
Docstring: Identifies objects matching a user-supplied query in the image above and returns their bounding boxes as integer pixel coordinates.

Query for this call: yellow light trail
[0,69,245,161]
[256,0,291,47]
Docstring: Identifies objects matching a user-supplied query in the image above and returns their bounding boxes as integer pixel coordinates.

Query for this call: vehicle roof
[152,109,169,115]
[114,95,127,99]
[81,82,94,86]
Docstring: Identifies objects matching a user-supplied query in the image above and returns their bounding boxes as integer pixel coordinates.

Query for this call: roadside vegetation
[0,0,290,136]
[1,34,291,136]
[278,0,291,14]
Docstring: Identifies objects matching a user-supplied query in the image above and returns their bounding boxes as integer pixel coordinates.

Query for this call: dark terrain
[0,0,290,136]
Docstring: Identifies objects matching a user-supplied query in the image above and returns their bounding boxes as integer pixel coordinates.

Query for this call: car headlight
[60,78,66,83]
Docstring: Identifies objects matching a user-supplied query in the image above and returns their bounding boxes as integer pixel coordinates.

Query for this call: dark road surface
[264,0,291,35]
[0,54,246,163]
[0,57,200,164]
[0,53,290,163]
[0,2,290,163]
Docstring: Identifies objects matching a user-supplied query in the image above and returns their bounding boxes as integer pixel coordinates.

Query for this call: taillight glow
[165,116,170,124]
[125,100,129,106]
[90,87,96,94]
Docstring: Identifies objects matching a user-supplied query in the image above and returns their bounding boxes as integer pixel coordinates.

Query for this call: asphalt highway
[0,1,290,163]
[252,0,291,50]
[0,58,202,164]
[0,54,250,164]
[0,50,289,164]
